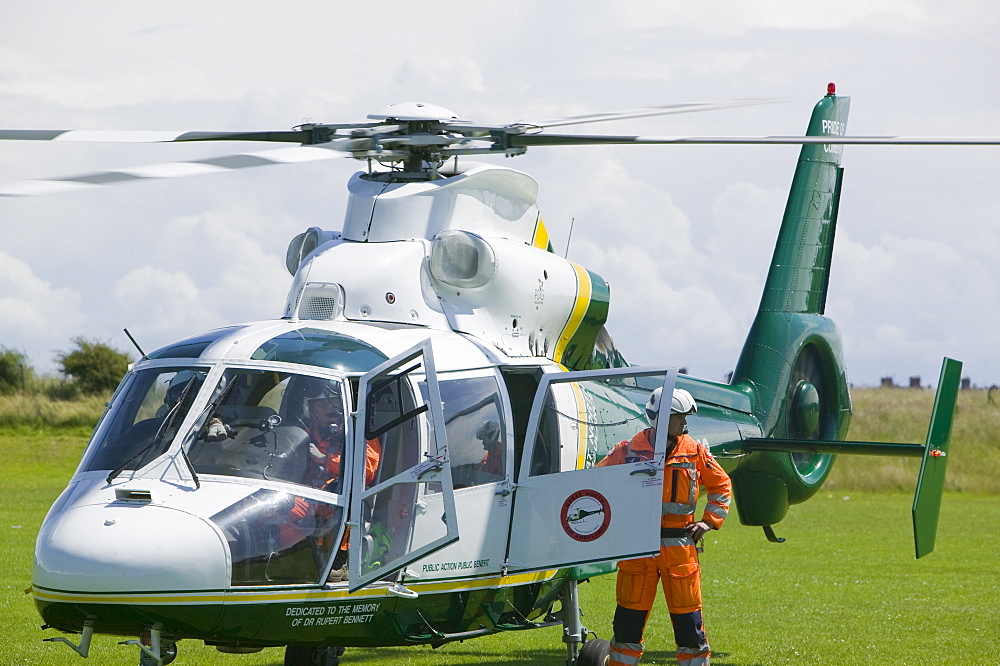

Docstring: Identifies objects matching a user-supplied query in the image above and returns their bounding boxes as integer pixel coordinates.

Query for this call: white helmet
[476,419,501,443]
[671,388,698,415]
[646,387,697,426]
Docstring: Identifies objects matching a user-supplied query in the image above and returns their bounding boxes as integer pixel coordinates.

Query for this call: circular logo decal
[560,489,612,542]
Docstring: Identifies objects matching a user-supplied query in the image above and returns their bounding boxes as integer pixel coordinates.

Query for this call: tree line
[0,338,132,399]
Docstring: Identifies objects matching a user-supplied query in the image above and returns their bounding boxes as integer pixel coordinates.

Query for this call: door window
[349,342,457,592]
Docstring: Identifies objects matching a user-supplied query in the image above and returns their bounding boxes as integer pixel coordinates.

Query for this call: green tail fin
[729,90,855,527]
[733,90,853,432]
[760,92,850,315]
[913,357,962,558]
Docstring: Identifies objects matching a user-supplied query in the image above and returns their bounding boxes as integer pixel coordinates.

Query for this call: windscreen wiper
[106,375,198,485]
[192,376,238,441]
[174,376,241,490]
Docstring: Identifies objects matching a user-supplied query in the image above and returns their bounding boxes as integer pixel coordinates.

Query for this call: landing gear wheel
[138,642,177,666]
[283,645,344,666]
[577,638,610,666]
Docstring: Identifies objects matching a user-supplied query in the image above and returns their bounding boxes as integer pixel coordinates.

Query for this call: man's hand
[309,443,325,462]
[687,521,713,542]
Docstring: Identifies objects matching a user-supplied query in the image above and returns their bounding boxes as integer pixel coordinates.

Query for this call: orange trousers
[608,544,710,666]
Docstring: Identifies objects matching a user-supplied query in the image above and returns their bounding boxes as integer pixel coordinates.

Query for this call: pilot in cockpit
[155,370,204,418]
[304,384,351,490]
[291,378,382,583]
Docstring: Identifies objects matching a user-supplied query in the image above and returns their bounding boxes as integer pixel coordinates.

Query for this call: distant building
[880,376,895,388]
[909,376,922,389]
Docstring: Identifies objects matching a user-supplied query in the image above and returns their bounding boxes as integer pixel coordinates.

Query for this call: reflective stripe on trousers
[609,640,643,666]
[677,653,710,666]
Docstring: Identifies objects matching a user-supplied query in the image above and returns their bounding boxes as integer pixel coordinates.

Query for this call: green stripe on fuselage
[558,268,611,371]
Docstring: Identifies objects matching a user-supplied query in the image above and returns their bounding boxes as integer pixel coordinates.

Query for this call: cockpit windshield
[186,369,348,493]
[83,367,207,476]
[84,366,350,494]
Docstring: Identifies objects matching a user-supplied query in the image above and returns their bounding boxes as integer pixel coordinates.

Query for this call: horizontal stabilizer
[744,357,962,558]
[912,357,962,558]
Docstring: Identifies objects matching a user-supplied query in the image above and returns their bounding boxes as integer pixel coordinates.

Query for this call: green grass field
[2,389,999,665]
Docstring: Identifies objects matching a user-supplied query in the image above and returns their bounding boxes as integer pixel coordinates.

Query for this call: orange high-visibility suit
[598,429,731,666]
[282,426,381,550]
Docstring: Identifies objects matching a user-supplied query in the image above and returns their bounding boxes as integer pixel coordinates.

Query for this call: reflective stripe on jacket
[597,429,731,530]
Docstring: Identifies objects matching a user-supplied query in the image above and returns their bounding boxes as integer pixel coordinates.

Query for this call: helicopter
[4,84,987,666]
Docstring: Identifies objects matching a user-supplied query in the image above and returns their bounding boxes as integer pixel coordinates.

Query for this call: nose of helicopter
[34,501,230,593]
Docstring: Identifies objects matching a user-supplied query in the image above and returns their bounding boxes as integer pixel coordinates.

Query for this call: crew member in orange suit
[305,390,381,492]
[284,384,381,583]
[598,387,732,666]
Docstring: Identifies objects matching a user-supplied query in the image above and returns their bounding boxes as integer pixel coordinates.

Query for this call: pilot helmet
[476,419,501,443]
[165,370,203,405]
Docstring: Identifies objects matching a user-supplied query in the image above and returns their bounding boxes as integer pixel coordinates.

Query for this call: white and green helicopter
[4,85,990,666]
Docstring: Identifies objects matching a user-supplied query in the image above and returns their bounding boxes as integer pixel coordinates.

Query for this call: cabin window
[437,375,507,487]
[145,326,242,360]
[252,328,388,372]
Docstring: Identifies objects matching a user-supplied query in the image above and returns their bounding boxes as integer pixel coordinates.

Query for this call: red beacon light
[827,82,837,96]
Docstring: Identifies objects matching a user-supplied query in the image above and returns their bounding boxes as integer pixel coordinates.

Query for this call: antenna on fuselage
[123,328,147,361]
[564,217,576,258]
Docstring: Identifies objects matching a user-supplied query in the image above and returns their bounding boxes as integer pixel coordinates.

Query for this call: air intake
[429,230,496,289]
[296,282,343,320]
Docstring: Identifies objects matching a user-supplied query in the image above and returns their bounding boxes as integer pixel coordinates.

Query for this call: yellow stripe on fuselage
[532,216,551,251]
[32,588,227,605]
[554,262,592,363]
[569,380,589,470]
[31,570,562,607]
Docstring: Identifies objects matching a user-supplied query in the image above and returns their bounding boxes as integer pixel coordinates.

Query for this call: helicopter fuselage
[33,317,701,652]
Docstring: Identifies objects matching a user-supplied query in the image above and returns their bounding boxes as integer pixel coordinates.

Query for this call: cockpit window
[187,370,350,493]
[84,365,355,496]
[210,488,344,586]
[82,368,207,474]
[145,327,241,360]
[252,328,388,372]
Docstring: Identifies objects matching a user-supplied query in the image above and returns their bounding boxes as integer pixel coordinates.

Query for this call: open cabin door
[348,341,458,592]
[505,367,677,573]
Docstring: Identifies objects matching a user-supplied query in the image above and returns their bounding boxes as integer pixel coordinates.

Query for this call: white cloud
[114,266,201,332]
[391,57,487,95]
[575,0,994,37]
[0,251,85,369]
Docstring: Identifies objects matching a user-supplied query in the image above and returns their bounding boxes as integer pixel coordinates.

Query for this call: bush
[0,347,34,395]
[55,337,133,395]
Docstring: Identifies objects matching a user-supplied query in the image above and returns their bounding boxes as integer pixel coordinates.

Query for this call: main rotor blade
[512,134,1000,147]
[522,99,786,129]
[0,129,313,143]
[0,145,343,197]
[0,125,386,145]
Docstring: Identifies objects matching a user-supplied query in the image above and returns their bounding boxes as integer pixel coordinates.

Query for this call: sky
[1,0,998,387]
